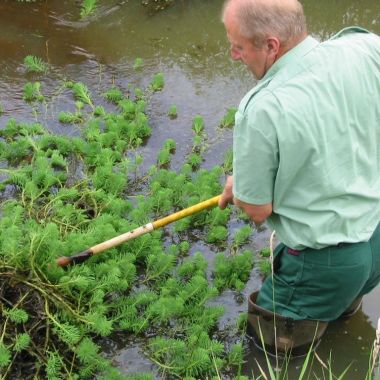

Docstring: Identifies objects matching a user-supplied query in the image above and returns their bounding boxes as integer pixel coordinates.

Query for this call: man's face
[225,16,270,80]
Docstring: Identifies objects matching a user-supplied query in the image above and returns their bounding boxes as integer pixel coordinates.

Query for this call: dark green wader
[247,222,380,356]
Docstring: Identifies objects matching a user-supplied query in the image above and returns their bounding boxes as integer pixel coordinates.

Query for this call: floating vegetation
[24,55,48,73]
[150,72,164,92]
[167,104,177,119]
[58,111,83,124]
[0,55,271,380]
[80,0,97,18]
[133,57,144,70]
[213,250,254,291]
[23,82,44,102]
[219,107,237,128]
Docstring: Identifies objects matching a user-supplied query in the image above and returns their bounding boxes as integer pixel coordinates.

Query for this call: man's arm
[219,175,273,223]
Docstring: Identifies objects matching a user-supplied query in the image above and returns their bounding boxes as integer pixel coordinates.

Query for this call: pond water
[0,0,379,379]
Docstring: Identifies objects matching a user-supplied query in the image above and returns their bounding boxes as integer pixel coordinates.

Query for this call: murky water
[0,0,379,378]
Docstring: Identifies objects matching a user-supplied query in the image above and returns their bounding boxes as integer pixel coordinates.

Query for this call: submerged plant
[24,55,48,73]
[219,107,237,128]
[168,104,177,118]
[213,250,254,291]
[23,82,44,102]
[58,111,83,124]
[133,57,144,70]
[150,73,164,91]
[80,0,97,18]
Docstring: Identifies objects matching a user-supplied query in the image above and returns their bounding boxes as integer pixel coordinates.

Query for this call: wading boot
[247,291,328,358]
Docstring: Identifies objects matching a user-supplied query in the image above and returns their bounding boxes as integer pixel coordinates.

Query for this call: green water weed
[168,104,178,118]
[219,107,237,128]
[24,55,48,73]
[150,73,164,91]
[80,0,97,18]
[23,82,44,102]
[133,58,144,70]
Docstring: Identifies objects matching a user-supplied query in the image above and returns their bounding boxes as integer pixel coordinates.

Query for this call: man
[219,0,380,329]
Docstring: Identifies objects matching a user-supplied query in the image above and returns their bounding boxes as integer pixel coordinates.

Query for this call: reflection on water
[0,0,379,378]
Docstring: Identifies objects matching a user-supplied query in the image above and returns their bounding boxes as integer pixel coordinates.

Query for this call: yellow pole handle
[57,194,221,267]
[153,195,221,229]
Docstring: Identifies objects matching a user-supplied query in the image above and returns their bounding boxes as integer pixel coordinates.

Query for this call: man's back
[234,28,380,249]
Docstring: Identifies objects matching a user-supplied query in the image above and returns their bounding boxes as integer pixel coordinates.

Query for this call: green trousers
[257,222,380,321]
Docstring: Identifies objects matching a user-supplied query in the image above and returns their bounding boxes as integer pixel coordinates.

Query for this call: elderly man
[219,0,380,346]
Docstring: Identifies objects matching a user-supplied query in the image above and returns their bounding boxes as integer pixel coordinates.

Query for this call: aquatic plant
[213,250,254,291]
[168,104,178,118]
[24,55,48,73]
[150,73,164,92]
[23,82,44,102]
[58,111,83,124]
[80,0,97,18]
[103,87,124,104]
[219,107,237,128]
[133,58,144,70]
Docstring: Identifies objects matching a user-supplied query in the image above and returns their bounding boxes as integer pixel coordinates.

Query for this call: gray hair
[222,0,307,47]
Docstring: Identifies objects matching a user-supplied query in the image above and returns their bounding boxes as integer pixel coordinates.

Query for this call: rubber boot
[247,291,328,358]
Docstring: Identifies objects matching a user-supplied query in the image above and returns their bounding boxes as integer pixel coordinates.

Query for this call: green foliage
[206,225,228,243]
[0,344,11,368]
[260,247,271,257]
[213,250,254,291]
[3,308,29,323]
[80,0,97,18]
[0,103,4,115]
[228,342,244,367]
[0,61,265,380]
[45,352,62,379]
[259,260,271,277]
[187,152,203,169]
[148,332,224,378]
[133,57,144,70]
[24,55,48,73]
[13,333,31,352]
[23,82,44,102]
[223,148,233,174]
[192,114,204,135]
[168,104,177,118]
[219,107,237,128]
[233,225,253,247]
[72,82,93,108]
[58,111,83,124]
[157,139,176,167]
[103,87,124,103]
[150,73,164,91]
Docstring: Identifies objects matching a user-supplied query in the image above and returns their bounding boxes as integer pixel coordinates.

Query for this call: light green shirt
[233,27,380,250]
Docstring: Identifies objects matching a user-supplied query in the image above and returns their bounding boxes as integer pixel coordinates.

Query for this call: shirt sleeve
[233,93,280,205]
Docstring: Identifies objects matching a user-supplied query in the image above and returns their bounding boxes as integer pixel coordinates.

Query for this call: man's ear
[266,37,281,59]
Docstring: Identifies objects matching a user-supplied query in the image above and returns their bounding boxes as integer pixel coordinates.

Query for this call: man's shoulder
[330,26,370,40]
[239,86,282,119]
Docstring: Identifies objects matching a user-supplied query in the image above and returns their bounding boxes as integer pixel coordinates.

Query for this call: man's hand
[219,175,234,209]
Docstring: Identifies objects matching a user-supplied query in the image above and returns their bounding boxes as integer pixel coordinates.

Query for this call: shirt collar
[240,35,319,113]
[259,35,319,84]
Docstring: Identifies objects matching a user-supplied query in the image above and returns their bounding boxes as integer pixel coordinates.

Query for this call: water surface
[0,1,379,378]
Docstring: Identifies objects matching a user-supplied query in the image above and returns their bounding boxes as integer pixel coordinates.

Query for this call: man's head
[222,0,307,79]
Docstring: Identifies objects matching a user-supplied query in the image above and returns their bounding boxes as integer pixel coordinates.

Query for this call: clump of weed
[219,107,237,128]
[24,55,48,73]
[80,0,97,18]
[168,104,177,118]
